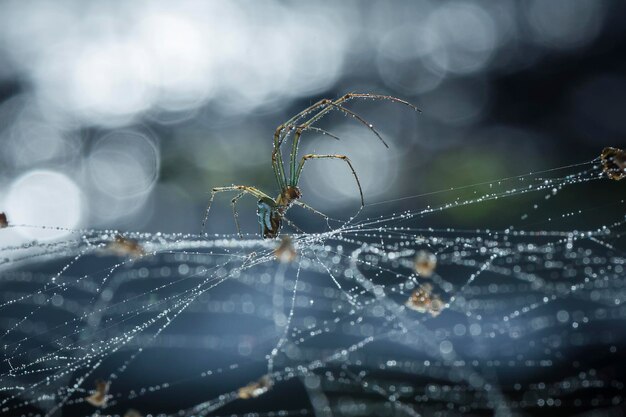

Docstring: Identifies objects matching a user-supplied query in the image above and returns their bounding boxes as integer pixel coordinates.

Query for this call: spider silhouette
[203,93,419,238]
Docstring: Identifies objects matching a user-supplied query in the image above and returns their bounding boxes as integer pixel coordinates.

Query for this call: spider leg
[303,126,341,141]
[231,192,245,238]
[295,154,364,207]
[274,98,333,145]
[273,98,334,189]
[277,93,418,146]
[276,93,418,186]
[276,96,351,187]
[288,93,393,184]
[273,124,341,189]
[293,200,332,229]
[202,185,273,233]
[340,93,421,113]
[274,125,341,185]
[328,103,389,147]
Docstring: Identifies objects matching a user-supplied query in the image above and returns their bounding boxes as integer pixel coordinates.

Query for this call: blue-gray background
[1,2,626,416]
[0,0,625,239]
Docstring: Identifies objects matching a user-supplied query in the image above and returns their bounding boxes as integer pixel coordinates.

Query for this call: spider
[203,93,419,238]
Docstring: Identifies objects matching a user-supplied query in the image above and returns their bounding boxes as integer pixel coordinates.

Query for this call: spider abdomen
[257,198,282,239]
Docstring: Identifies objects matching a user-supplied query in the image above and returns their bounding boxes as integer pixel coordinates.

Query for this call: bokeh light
[87,129,159,199]
[5,170,83,240]
[525,0,607,51]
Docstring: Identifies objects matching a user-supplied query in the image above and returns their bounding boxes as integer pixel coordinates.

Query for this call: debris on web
[405,283,444,317]
[413,250,437,277]
[237,375,273,399]
[102,234,146,259]
[600,147,626,180]
[0,212,8,228]
[274,235,297,263]
[85,379,110,408]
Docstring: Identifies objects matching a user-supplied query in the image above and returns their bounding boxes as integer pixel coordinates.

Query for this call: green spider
[203,92,419,238]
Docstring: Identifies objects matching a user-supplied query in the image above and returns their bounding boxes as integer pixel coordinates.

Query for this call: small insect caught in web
[85,379,110,407]
[104,234,146,259]
[413,250,437,277]
[405,283,445,317]
[275,235,297,263]
[0,212,8,229]
[600,147,626,181]
[237,375,273,399]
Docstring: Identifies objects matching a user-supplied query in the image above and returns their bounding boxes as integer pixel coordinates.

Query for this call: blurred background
[2,2,626,416]
[0,0,625,239]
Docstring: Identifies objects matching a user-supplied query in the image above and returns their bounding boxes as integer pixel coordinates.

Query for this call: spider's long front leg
[273,94,372,186]
[279,94,418,180]
[202,185,273,232]
[294,154,365,207]
[288,94,394,185]
[272,98,334,189]
[277,93,418,148]
[339,93,420,112]
[274,98,333,145]
[302,127,341,141]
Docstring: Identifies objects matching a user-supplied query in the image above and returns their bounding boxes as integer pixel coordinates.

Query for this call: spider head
[277,186,301,207]
[257,197,282,239]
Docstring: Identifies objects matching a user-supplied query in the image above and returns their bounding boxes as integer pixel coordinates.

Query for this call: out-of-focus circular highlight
[6,170,83,240]
[87,130,159,199]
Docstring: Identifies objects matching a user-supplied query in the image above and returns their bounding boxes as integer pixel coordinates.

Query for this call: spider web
[1,156,625,417]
